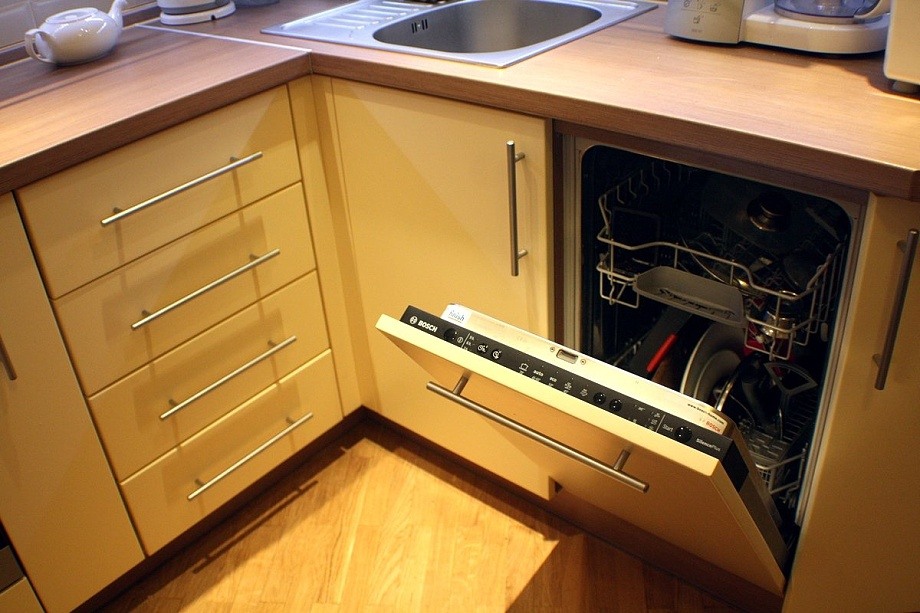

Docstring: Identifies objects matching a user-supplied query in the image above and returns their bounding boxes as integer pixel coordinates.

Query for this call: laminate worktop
[0,0,918,199]
[0,26,309,193]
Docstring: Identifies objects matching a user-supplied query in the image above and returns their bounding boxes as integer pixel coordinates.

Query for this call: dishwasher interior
[563,139,861,536]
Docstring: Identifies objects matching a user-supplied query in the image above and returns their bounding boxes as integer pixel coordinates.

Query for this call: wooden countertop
[1,0,918,200]
[0,26,309,193]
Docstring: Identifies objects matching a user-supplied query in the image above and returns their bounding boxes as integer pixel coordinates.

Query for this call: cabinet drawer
[120,352,341,555]
[89,273,329,481]
[16,86,300,298]
[55,185,315,395]
[0,579,43,613]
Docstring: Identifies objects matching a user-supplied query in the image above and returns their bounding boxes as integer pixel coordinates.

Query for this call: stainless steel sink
[263,0,655,67]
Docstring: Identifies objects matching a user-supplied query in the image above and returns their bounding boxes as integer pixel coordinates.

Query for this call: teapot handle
[857,0,890,19]
[24,29,54,63]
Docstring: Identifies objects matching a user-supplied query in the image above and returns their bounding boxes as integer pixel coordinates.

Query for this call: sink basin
[264,0,655,67]
[373,0,600,53]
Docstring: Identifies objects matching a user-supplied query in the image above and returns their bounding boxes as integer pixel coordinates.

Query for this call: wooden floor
[101,418,741,612]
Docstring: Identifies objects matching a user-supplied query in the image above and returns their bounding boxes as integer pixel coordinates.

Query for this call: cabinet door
[0,193,144,613]
[376,310,787,595]
[328,79,555,497]
[785,196,920,612]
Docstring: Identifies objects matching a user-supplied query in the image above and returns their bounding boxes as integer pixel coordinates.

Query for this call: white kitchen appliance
[665,0,891,54]
[157,0,235,25]
[884,0,920,93]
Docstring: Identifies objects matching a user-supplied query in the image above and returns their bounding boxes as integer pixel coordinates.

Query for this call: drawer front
[0,578,43,613]
[55,185,315,395]
[16,86,300,298]
[378,313,787,596]
[120,351,341,555]
[89,273,329,481]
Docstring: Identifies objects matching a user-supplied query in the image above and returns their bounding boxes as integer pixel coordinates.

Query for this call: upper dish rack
[595,160,848,361]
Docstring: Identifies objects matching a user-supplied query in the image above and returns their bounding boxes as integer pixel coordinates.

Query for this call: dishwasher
[376,133,863,598]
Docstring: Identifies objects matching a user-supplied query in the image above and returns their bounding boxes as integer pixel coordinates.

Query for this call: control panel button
[608,398,623,412]
[675,426,692,442]
[593,392,607,405]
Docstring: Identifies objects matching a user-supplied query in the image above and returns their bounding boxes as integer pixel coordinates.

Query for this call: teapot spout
[108,0,127,27]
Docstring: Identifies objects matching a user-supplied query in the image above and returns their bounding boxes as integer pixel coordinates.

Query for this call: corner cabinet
[785,195,920,612]
[0,192,144,613]
[316,78,557,498]
[7,79,350,606]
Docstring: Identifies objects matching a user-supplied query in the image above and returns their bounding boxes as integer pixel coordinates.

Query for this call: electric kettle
[665,0,891,54]
[773,0,890,21]
[24,0,126,65]
[884,0,920,93]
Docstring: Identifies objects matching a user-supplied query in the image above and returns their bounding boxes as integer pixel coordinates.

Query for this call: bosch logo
[409,316,418,325]
[416,319,438,333]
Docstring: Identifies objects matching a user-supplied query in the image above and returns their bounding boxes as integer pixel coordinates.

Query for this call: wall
[0,0,153,53]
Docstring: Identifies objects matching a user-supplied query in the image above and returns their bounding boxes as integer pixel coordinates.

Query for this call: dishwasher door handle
[427,376,649,493]
[874,228,919,390]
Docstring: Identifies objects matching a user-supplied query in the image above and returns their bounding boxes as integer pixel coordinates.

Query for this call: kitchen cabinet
[318,78,557,498]
[14,83,346,557]
[0,579,42,613]
[784,195,920,612]
[0,192,144,612]
[320,74,920,608]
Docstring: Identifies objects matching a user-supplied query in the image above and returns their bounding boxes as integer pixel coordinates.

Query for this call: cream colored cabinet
[320,78,556,498]
[89,272,329,480]
[784,195,920,612]
[0,579,43,613]
[14,84,345,558]
[16,88,301,300]
[54,184,316,395]
[120,352,341,553]
[0,193,144,613]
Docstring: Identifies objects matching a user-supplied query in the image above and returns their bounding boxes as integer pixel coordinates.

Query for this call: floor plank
[101,419,742,612]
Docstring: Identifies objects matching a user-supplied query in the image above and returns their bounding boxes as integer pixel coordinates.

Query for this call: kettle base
[159,0,235,25]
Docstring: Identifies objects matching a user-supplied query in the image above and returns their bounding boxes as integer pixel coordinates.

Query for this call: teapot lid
[45,7,99,23]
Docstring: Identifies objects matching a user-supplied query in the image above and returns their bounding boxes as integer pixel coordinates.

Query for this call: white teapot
[24,0,126,66]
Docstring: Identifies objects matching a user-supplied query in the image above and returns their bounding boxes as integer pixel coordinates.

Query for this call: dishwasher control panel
[400,305,746,480]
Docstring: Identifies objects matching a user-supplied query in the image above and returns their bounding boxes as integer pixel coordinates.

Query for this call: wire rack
[595,161,847,361]
[732,387,818,507]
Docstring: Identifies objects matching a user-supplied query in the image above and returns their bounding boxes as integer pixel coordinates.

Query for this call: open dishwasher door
[377,304,788,596]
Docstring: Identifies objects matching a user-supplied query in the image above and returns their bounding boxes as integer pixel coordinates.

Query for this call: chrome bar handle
[187,411,314,501]
[101,152,263,226]
[161,335,297,420]
[0,334,17,381]
[874,228,918,390]
[131,248,281,330]
[507,140,528,277]
[427,377,649,493]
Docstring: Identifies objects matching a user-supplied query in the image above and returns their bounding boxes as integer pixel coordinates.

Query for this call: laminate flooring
[101,418,741,612]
